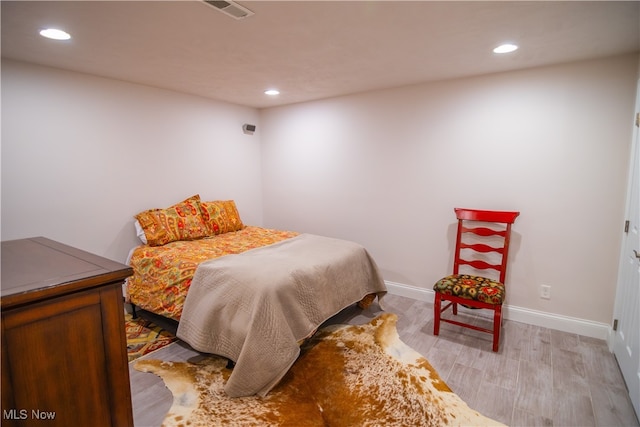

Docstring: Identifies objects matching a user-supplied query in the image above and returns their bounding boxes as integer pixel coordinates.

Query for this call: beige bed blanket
[176,233,387,397]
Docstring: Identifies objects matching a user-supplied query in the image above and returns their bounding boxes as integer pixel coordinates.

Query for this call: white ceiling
[2,1,639,109]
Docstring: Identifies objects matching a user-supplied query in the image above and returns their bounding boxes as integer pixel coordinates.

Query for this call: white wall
[1,60,263,263]
[2,54,637,328]
[260,53,639,325]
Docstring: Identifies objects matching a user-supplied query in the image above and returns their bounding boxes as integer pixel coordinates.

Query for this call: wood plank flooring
[129,294,639,427]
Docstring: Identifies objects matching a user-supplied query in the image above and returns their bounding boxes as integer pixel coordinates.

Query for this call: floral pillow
[200,200,245,235]
[135,195,210,246]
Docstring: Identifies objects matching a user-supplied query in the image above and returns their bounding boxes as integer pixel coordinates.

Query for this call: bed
[127,195,387,397]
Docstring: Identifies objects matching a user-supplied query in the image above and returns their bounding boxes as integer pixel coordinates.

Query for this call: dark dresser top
[1,237,132,309]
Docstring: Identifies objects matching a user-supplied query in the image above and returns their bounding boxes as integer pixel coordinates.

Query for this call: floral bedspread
[127,226,299,320]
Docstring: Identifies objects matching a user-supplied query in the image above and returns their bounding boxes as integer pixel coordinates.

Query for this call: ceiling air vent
[203,1,254,20]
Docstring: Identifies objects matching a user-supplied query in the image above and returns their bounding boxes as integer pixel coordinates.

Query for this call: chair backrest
[452,208,520,284]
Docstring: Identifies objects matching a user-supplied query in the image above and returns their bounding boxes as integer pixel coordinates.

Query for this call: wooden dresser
[1,237,134,426]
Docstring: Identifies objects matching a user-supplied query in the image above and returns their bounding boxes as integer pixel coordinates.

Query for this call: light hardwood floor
[129,294,639,427]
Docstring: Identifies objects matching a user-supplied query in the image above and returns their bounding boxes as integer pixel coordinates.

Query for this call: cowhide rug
[134,313,504,426]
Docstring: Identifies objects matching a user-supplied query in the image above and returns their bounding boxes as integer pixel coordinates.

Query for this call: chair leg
[433,293,441,336]
[492,305,502,352]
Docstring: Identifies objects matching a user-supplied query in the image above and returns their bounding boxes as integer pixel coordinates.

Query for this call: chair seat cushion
[433,274,505,305]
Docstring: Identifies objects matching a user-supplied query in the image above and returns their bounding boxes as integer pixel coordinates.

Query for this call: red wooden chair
[433,208,520,352]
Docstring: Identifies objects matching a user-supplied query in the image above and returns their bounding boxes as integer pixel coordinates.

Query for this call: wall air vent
[202,1,254,20]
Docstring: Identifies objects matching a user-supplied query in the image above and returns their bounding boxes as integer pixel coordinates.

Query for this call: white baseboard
[384,280,611,341]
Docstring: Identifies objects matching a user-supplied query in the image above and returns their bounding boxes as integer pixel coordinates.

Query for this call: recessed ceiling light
[39,28,71,40]
[493,43,518,54]
[264,89,280,96]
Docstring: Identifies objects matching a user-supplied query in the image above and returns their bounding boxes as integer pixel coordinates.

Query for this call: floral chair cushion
[433,274,505,305]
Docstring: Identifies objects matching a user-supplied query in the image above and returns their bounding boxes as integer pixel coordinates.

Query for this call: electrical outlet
[540,284,551,300]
